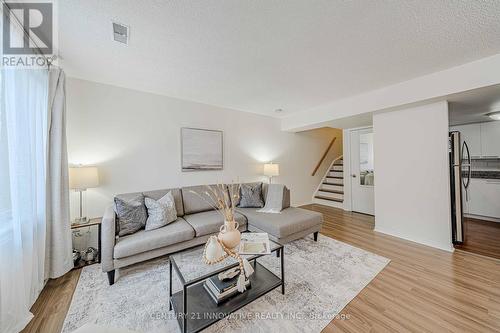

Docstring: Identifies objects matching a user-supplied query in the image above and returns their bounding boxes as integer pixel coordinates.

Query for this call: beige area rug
[62,234,389,333]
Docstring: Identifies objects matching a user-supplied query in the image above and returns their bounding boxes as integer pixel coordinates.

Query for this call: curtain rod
[1,0,53,69]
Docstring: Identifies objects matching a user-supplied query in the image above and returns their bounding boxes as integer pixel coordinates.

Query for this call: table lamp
[263,163,279,183]
[69,166,99,223]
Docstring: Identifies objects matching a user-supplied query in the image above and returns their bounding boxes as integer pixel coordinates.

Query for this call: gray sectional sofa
[101,183,323,285]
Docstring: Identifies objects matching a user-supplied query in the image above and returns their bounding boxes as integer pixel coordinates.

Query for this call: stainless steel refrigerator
[449,131,471,244]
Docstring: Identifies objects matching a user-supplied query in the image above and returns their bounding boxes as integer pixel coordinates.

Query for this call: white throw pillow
[144,191,177,231]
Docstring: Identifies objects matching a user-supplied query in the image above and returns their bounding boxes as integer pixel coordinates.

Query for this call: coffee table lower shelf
[170,262,282,333]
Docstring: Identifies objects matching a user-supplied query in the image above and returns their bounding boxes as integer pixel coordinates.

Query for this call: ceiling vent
[112,22,129,45]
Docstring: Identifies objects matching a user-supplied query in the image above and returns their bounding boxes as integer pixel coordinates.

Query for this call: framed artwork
[181,128,223,171]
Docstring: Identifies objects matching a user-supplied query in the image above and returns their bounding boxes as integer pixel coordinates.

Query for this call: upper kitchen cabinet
[480,121,500,158]
[450,123,482,157]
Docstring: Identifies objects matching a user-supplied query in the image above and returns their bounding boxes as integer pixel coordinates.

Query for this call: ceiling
[448,85,500,126]
[59,0,500,118]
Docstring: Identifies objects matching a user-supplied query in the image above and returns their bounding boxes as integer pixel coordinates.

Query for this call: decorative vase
[205,236,225,262]
[218,220,241,249]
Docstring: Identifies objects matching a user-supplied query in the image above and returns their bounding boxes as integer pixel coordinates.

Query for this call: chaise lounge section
[101,183,322,285]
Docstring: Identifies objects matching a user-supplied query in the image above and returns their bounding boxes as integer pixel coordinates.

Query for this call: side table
[71,217,102,269]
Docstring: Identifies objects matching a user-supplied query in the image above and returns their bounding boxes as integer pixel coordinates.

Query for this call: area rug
[62,235,389,333]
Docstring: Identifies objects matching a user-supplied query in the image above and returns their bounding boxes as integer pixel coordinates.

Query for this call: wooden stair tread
[318,189,344,194]
[326,176,343,179]
[322,182,343,186]
[315,195,343,202]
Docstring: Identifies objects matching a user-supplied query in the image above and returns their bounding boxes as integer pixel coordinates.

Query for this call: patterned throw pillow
[144,191,178,231]
[238,183,264,208]
[114,195,147,236]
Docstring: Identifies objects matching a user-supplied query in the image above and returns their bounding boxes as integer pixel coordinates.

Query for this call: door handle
[351,174,357,178]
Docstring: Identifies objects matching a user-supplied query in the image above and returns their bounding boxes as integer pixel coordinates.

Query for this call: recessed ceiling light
[487,111,500,121]
[274,108,283,113]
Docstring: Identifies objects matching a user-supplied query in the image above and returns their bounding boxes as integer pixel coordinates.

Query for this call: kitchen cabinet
[480,121,500,158]
[467,179,500,219]
[449,124,482,157]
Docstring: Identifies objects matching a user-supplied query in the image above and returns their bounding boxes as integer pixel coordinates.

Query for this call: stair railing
[331,154,343,166]
[311,137,336,176]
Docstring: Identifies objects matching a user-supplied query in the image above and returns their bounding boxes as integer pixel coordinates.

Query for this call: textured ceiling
[59,0,500,118]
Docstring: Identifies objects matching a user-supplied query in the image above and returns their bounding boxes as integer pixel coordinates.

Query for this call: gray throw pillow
[114,195,147,236]
[238,183,264,208]
[145,191,177,231]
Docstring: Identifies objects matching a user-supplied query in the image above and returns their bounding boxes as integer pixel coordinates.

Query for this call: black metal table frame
[169,243,285,333]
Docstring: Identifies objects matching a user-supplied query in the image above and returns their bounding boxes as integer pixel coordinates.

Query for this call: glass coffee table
[169,237,284,333]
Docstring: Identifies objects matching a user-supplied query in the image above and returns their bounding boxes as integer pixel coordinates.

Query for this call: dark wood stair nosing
[315,195,344,203]
[326,176,343,179]
[322,182,344,186]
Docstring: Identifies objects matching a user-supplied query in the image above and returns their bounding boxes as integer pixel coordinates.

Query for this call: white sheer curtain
[0,68,49,333]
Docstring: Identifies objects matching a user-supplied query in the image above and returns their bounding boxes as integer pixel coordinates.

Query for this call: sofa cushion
[143,188,184,216]
[114,218,195,259]
[144,191,177,231]
[114,194,147,236]
[239,207,322,238]
[232,183,290,209]
[238,183,264,208]
[183,210,247,237]
[182,185,229,215]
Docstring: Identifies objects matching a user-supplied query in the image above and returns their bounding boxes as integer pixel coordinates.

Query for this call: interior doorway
[349,128,375,215]
[448,86,500,259]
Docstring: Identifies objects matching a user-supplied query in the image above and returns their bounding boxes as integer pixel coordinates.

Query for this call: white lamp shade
[69,166,99,189]
[263,163,279,177]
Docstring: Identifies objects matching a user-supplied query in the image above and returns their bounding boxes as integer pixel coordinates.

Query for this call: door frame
[342,126,374,213]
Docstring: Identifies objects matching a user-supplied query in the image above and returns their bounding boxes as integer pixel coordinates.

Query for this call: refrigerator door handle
[461,141,471,190]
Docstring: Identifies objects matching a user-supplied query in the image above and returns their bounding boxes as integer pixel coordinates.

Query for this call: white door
[350,128,375,215]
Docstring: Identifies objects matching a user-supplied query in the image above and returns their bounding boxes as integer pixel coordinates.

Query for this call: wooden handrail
[311,137,336,176]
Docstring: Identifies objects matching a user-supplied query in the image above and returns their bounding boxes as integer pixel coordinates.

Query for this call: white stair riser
[313,198,344,209]
[325,178,343,185]
[331,165,343,171]
[321,184,343,192]
[317,191,343,200]
[328,171,343,177]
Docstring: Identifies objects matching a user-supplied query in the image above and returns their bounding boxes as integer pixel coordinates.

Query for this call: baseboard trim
[293,201,313,207]
[374,227,454,253]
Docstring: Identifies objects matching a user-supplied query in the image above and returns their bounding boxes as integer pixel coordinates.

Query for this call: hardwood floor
[305,205,500,333]
[454,217,500,260]
[22,205,500,333]
[21,269,81,333]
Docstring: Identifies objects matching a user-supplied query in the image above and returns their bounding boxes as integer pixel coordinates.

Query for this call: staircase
[313,156,344,208]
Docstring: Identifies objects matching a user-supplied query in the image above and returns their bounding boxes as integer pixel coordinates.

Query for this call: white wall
[66,78,339,219]
[373,101,453,251]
